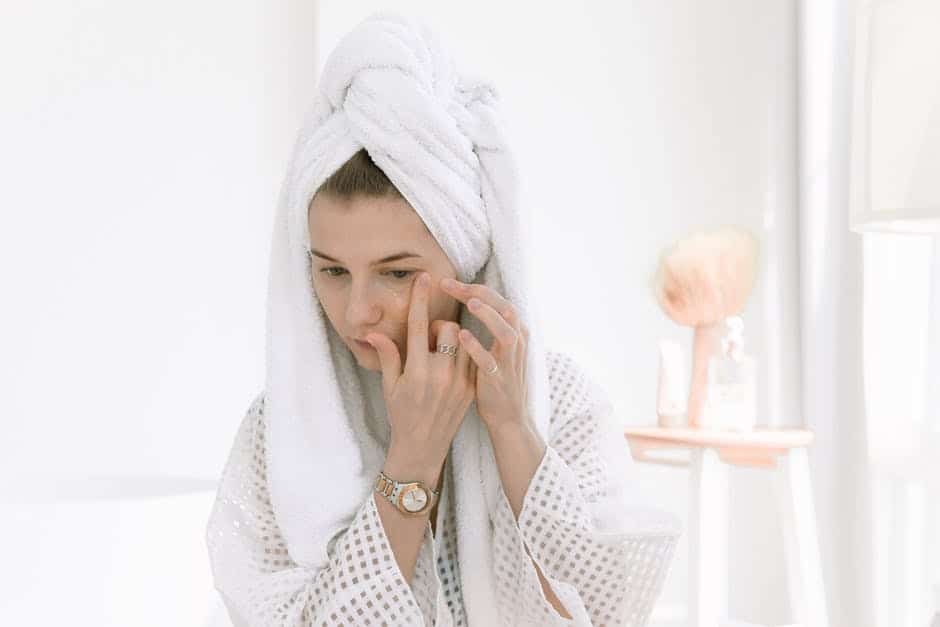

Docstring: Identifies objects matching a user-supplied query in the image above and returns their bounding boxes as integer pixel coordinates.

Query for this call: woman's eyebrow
[309,249,423,265]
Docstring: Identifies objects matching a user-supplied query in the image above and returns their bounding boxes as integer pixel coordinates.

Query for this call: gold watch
[374,469,440,517]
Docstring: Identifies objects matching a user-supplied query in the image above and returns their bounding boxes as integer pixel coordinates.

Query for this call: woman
[205,11,680,627]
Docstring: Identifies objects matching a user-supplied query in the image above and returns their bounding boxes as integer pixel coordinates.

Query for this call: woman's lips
[354,339,374,350]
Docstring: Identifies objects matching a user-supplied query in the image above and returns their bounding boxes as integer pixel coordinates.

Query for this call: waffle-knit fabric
[206,350,680,626]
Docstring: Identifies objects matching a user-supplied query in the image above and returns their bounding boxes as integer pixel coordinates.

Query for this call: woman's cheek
[383,282,413,322]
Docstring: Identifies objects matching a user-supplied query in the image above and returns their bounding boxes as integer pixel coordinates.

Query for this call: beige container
[656,339,688,427]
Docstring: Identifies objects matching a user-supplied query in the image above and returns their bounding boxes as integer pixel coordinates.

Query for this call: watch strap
[374,470,439,516]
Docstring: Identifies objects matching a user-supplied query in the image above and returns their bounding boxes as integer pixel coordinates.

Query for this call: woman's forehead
[308,191,444,261]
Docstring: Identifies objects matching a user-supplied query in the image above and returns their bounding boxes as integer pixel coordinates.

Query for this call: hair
[314,148,404,200]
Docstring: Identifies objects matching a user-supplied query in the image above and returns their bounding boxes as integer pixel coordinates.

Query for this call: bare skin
[307,191,464,374]
[307,190,571,619]
[308,190,467,578]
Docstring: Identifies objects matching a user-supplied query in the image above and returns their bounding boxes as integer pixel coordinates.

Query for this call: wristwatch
[374,469,441,517]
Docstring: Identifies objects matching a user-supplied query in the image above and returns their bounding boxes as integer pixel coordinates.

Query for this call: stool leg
[773,447,830,627]
[690,448,728,627]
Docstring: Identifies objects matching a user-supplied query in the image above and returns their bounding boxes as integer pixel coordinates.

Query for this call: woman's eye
[318,268,413,280]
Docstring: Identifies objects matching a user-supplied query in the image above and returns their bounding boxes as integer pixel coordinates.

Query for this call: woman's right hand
[364,271,476,486]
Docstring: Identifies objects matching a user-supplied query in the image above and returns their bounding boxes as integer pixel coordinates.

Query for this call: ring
[436,343,458,357]
[487,362,499,375]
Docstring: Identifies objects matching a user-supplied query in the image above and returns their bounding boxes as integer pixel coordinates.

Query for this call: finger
[458,328,499,375]
[466,298,518,349]
[455,325,472,382]
[406,272,431,374]
[365,332,401,396]
[434,322,460,368]
[504,308,528,361]
[440,280,519,333]
[463,357,478,418]
[429,319,448,352]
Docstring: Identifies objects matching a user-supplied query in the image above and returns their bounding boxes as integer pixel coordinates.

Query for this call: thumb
[364,333,401,396]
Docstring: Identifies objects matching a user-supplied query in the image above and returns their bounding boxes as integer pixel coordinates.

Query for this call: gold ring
[436,343,458,357]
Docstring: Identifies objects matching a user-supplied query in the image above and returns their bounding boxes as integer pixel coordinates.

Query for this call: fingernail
[442,278,457,289]
[420,273,430,286]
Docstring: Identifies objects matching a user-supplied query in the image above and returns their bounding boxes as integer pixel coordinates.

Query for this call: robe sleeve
[490,350,682,626]
[205,393,439,627]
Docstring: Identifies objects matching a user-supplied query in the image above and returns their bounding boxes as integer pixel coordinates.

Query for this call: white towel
[263,11,551,624]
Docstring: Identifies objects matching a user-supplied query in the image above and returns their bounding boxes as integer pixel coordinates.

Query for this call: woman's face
[307,191,463,372]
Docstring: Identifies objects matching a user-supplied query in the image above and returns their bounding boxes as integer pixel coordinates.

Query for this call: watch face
[401,486,428,513]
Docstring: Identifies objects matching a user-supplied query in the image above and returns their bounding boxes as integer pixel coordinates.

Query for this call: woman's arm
[488,419,573,619]
[205,394,439,626]
[488,350,682,626]
[376,450,445,583]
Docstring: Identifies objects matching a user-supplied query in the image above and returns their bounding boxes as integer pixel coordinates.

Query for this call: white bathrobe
[206,348,681,626]
[204,9,681,626]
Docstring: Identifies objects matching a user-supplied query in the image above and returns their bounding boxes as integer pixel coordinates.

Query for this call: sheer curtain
[863,234,940,625]
[797,0,875,625]
[799,0,940,625]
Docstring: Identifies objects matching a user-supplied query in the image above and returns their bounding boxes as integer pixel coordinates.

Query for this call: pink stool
[624,427,830,627]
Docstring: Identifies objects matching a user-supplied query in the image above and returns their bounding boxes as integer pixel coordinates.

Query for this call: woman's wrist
[383,448,444,488]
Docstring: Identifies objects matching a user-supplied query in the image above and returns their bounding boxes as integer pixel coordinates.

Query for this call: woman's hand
[439,278,531,434]
[365,272,476,486]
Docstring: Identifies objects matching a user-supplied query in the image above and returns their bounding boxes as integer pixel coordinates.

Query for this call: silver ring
[436,343,458,357]
[487,362,499,375]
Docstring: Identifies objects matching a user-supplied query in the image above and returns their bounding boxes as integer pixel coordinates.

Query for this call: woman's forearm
[487,420,573,620]
[376,451,444,583]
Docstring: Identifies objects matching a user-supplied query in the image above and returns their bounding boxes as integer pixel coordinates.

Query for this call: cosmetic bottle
[656,340,687,427]
[699,316,757,431]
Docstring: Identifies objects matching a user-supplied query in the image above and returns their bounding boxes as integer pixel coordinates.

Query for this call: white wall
[0,0,316,481]
[0,1,316,625]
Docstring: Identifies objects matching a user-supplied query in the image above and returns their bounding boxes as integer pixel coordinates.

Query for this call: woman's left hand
[439,278,531,432]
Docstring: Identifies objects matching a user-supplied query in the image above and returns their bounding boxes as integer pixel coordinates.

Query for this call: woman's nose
[345,284,382,325]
